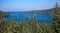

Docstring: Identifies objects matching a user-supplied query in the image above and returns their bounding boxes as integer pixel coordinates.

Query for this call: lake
[6,12,52,23]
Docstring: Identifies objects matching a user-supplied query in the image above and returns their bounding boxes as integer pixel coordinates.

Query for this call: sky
[0,0,60,12]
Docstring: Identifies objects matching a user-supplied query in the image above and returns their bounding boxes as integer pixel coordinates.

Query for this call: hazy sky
[0,0,60,12]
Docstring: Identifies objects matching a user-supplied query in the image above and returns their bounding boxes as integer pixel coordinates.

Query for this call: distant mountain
[23,8,60,16]
[23,9,53,16]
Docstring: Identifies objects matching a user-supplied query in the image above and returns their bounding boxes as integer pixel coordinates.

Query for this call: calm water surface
[6,12,52,23]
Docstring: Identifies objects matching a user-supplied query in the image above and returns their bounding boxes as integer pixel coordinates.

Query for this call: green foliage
[0,19,59,33]
[0,19,8,33]
[52,3,60,33]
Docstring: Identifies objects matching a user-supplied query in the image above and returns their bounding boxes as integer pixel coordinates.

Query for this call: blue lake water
[6,12,52,23]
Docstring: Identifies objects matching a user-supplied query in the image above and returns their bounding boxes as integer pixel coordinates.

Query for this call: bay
[6,12,52,23]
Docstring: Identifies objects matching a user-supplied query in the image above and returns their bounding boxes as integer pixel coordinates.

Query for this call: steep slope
[0,11,9,19]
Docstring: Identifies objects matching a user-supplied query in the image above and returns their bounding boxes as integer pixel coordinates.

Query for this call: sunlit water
[6,12,52,23]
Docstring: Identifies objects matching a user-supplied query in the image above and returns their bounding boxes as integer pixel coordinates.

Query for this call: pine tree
[0,18,8,33]
[32,11,38,33]
[52,3,60,33]
[20,19,26,33]
[7,16,18,33]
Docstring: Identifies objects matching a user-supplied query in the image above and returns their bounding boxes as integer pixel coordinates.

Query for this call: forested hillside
[0,11,9,19]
